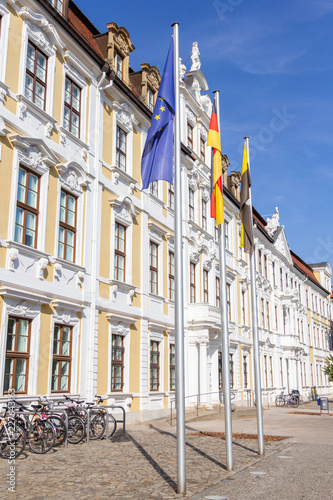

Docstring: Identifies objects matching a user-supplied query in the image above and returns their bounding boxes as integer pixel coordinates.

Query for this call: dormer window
[47,0,65,16]
[114,50,123,80]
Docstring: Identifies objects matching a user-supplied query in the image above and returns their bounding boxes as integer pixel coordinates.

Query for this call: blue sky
[79,0,333,271]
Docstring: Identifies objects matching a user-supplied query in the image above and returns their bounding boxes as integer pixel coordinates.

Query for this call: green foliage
[323,354,333,382]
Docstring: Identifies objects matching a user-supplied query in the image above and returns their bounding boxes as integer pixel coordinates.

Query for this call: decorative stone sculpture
[190,42,201,71]
[266,207,280,236]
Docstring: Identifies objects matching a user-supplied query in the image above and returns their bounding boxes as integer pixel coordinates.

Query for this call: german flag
[240,141,254,254]
[207,97,223,225]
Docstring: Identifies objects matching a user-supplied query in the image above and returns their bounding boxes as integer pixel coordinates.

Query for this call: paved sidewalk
[0,405,332,499]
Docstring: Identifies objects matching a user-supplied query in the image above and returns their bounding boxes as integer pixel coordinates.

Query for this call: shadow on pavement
[126,432,177,492]
[150,425,227,471]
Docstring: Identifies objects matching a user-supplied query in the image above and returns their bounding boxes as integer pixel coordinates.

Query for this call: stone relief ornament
[0,88,7,104]
[127,289,135,306]
[179,58,186,81]
[266,207,280,236]
[28,147,44,169]
[111,284,117,301]
[63,169,78,190]
[190,42,201,71]
[60,132,66,145]
[26,21,51,52]
[45,122,53,138]
[18,103,27,120]
[54,263,62,280]
[76,271,84,286]
[112,171,119,184]
[37,257,48,280]
[8,248,19,271]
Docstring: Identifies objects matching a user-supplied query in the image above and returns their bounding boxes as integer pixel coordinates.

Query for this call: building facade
[0,0,332,419]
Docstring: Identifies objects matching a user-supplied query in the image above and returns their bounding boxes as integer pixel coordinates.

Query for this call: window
[216,277,220,308]
[280,358,283,386]
[203,270,209,303]
[266,301,270,330]
[200,137,205,162]
[258,249,262,274]
[243,356,248,388]
[114,222,126,281]
[150,242,158,295]
[169,344,175,391]
[300,362,303,387]
[52,325,72,392]
[230,353,234,389]
[187,122,193,149]
[261,298,265,328]
[63,77,81,138]
[225,222,229,250]
[275,306,278,330]
[25,42,47,110]
[58,190,76,262]
[150,341,160,391]
[303,362,306,386]
[272,262,276,286]
[15,166,40,248]
[270,356,273,387]
[169,251,175,301]
[47,0,65,15]
[114,50,123,79]
[242,291,246,325]
[264,355,268,387]
[227,284,231,320]
[306,290,309,308]
[111,334,124,391]
[168,183,174,210]
[189,188,194,221]
[116,126,126,171]
[202,199,207,231]
[4,317,31,393]
[147,86,154,111]
[264,254,268,278]
[218,352,222,389]
[215,226,219,242]
[190,262,196,303]
[150,181,158,197]
[280,268,283,290]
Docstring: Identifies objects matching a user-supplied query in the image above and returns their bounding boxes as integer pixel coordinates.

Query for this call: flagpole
[245,136,264,456]
[172,22,186,494]
[215,90,233,471]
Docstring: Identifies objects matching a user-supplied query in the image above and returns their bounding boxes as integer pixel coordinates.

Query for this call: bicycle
[275,391,300,408]
[0,410,26,459]
[13,402,55,454]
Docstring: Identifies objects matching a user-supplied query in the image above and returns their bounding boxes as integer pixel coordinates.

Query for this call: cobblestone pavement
[0,425,287,499]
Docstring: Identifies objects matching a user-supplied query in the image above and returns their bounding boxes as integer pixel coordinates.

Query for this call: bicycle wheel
[67,416,85,444]
[289,396,299,408]
[47,416,67,447]
[0,422,26,459]
[275,395,285,407]
[105,413,117,438]
[28,420,55,454]
[89,412,105,440]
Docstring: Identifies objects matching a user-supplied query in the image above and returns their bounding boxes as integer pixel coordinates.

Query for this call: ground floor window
[169,344,175,391]
[150,341,160,391]
[111,334,124,391]
[52,325,72,392]
[4,317,31,393]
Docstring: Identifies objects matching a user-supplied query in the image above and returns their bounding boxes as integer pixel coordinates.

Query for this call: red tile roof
[290,251,321,286]
[68,1,104,59]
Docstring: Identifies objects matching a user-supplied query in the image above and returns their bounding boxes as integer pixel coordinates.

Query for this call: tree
[323,354,333,383]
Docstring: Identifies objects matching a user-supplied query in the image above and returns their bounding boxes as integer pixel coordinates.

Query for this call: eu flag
[141,38,175,190]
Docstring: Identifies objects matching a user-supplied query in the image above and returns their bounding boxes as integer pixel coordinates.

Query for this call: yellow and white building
[0,0,331,420]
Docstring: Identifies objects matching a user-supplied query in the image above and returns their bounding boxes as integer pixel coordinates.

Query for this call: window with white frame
[47,0,65,16]
[63,76,81,138]
[189,188,194,221]
[169,251,175,301]
[168,183,174,210]
[14,166,40,248]
[150,241,158,294]
[51,324,72,392]
[147,85,154,111]
[203,269,209,303]
[190,261,196,303]
[25,42,48,111]
[202,199,207,231]
[114,222,126,282]
[111,334,124,391]
[114,50,123,80]
[4,317,31,394]
[58,190,77,262]
[169,343,175,391]
[150,340,160,391]
[150,181,158,197]
[116,126,127,171]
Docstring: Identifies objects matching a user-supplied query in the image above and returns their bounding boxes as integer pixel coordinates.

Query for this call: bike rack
[86,405,126,445]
